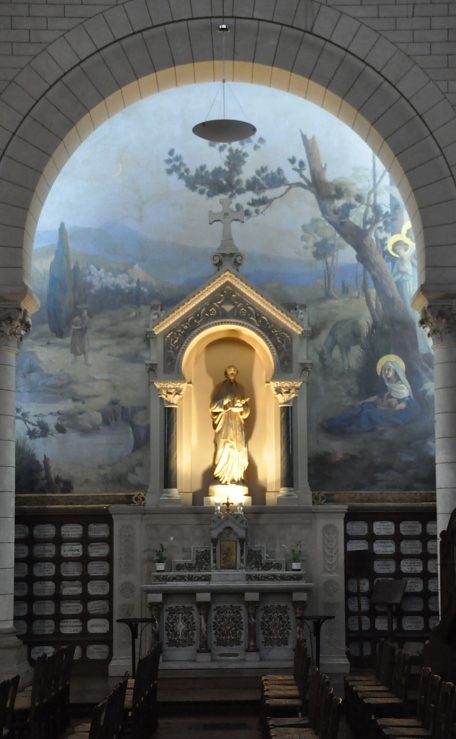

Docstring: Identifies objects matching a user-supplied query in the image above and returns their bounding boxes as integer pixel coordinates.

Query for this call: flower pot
[155,562,165,572]
[291,562,302,571]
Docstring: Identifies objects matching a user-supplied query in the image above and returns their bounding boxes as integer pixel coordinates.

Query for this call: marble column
[153,381,186,505]
[419,298,456,541]
[271,381,302,505]
[0,306,31,680]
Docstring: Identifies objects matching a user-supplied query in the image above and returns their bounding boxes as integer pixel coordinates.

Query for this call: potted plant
[282,541,304,571]
[153,543,166,571]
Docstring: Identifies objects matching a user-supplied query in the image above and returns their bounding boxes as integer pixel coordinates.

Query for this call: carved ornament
[0,307,31,347]
[270,380,302,406]
[323,524,338,574]
[419,301,456,343]
[154,381,187,406]
[163,285,293,373]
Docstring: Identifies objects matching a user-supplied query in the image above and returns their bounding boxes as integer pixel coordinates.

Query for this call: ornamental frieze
[270,380,302,405]
[154,381,187,406]
[163,285,293,373]
[260,604,291,647]
[212,604,244,647]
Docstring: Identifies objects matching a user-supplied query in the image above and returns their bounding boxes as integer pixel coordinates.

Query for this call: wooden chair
[66,679,128,739]
[379,680,456,739]
[268,689,342,739]
[266,669,329,736]
[13,654,57,739]
[262,640,308,690]
[0,675,19,739]
[123,642,162,738]
[375,667,434,734]
[345,639,397,728]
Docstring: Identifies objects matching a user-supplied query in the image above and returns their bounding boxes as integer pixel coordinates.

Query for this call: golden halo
[401,219,413,241]
[387,233,413,257]
[376,354,405,376]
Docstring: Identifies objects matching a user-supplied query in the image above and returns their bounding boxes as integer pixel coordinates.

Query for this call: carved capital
[0,307,31,349]
[270,380,302,406]
[299,360,313,379]
[419,300,456,344]
[154,381,187,406]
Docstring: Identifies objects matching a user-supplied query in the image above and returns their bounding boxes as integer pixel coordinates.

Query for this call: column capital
[270,380,302,406]
[0,306,31,349]
[154,380,187,406]
[419,299,456,344]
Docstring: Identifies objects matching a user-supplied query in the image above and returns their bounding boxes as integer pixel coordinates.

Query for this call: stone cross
[209,197,244,250]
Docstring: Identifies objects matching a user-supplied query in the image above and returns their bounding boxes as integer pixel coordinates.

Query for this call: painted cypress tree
[47,222,74,337]
[72,260,86,308]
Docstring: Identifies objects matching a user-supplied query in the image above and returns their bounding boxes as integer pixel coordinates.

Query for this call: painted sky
[35,82,397,262]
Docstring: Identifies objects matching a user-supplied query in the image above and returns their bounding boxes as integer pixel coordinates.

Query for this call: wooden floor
[70,670,355,738]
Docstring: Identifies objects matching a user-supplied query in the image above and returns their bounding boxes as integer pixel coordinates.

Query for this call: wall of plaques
[14,512,113,671]
[345,506,437,666]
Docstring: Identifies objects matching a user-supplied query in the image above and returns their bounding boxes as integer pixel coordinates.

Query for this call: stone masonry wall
[0,1,455,106]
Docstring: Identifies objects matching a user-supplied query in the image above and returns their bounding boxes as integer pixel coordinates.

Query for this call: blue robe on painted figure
[323,359,418,434]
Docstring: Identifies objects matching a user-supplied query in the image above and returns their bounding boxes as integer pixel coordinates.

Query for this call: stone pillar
[0,306,31,680]
[245,593,259,660]
[152,381,186,506]
[419,298,456,541]
[196,593,210,661]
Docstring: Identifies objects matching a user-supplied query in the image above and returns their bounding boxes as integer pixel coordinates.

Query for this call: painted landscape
[18,83,435,494]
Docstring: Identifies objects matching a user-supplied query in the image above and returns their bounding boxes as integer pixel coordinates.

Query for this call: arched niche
[180,324,276,505]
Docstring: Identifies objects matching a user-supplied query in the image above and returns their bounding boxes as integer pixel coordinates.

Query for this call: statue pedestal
[205,483,250,507]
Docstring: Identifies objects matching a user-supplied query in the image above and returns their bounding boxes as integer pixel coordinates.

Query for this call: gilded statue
[210,365,250,485]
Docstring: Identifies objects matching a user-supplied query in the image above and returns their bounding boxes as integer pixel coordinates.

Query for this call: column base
[277,489,298,505]
[159,488,182,506]
[0,631,31,683]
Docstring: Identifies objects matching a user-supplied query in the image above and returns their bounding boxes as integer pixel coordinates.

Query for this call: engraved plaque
[88,523,109,538]
[15,544,28,559]
[61,601,83,615]
[429,616,439,629]
[14,582,28,597]
[87,600,109,615]
[14,602,27,617]
[33,581,55,597]
[429,578,439,593]
[400,559,422,574]
[348,616,370,631]
[347,578,369,593]
[405,579,423,593]
[15,620,27,635]
[400,521,422,536]
[346,521,368,536]
[374,560,396,574]
[33,601,55,616]
[428,560,438,574]
[60,619,82,634]
[402,597,423,612]
[60,581,82,596]
[88,581,109,596]
[33,543,56,558]
[400,540,422,555]
[14,563,28,578]
[61,543,83,558]
[74,646,82,660]
[61,562,82,577]
[373,521,395,536]
[61,523,83,539]
[428,596,439,612]
[375,616,388,631]
[87,618,110,634]
[33,524,55,540]
[427,521,437,536]
[402,615,424,631]
[427,540,437,555]
[346,539,368,551]
[33,620,55,635]
[373,540,395,555]
[30,646,54,660]
[87,644,110,660]
[403,642,425,655]
[15,524,29,539]
[348,596,369,612]
[33,562,55,577]
[87,561,109,577]
[88,542,110,557]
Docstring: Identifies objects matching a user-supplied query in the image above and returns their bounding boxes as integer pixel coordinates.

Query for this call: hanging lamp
[192,23,257,143]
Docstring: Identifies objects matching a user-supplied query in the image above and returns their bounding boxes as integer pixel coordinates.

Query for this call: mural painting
[17,83,435,495]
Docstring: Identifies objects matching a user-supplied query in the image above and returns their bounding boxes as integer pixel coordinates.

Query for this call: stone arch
[1,2,456,303]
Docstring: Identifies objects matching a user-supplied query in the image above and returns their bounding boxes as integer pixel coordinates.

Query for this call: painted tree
[300,218,347,298]
[165,135,431,389]
[47,222,74,337]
